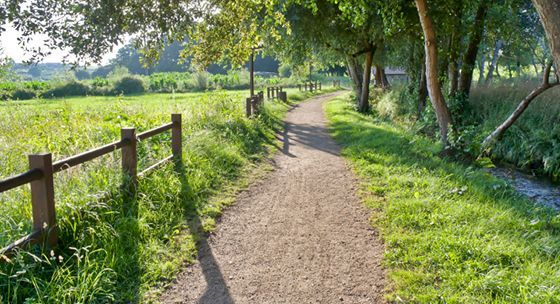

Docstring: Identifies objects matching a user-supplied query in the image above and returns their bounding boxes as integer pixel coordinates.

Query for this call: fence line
[298,81,322,92]
[0,114,183,255]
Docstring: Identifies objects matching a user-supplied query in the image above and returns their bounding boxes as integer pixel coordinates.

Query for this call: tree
[532,0,560,69]
[414,0,453,145]
[458,0,492,96]
[0,47,12,81]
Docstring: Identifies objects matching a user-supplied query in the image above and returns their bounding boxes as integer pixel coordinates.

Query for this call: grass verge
[325,93,560,303]
[0,88,335,303]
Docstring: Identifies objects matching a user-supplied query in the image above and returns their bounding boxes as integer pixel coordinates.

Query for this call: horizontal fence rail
[0,169,44,193]
[0,113,183,256]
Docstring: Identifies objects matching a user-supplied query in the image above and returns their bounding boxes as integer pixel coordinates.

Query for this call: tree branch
[479,59,560,156]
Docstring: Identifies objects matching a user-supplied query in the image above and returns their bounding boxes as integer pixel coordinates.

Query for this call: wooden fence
[246,91,265,117]
[298,81,322,92]
[0,114,183,255]
[333,80,341,87]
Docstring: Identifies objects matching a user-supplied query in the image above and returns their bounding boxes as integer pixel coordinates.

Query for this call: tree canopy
[2,0,560,144]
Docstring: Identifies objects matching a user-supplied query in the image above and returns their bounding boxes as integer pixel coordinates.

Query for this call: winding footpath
[161,92,386,303]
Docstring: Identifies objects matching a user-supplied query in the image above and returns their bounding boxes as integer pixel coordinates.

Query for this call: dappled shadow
[174,160,234,304]
[283,122,341,157]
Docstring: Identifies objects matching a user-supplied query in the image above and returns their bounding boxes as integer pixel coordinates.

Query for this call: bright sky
[1,24,118,65]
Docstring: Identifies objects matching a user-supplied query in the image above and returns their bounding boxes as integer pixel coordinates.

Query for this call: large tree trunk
[381,68,390,89]
[418,61,428,118]
[359,49,374,113]
[374,66,391,90]
[481,62,560,152]
[346,55,363,100]
[485,39,503,85]
[459,0,491,96]
[374,65,383,88]
[415,0,453,145]
[532,0,560,69]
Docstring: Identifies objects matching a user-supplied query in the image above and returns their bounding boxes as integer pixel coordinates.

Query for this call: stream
[488,167,560,211]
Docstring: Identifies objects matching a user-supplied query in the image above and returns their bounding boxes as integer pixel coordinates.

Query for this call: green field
[326,93,560,303]
[0,88,330,303]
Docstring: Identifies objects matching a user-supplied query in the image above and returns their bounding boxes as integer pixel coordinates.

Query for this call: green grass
[326,93,560,303]
[0,87,334,303]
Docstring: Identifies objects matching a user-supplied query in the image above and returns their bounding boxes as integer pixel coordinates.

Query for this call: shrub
[42,81,90,98]
[278,64,292,77]
[113,76,145,95]
[92,77,109,88]
[192,71,209,91]
[11,89,36,100]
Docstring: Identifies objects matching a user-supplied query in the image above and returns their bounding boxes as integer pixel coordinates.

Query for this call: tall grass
[467,83,560,177]
[326,93,560,303]
[0,88,329,303]
[371,82,560,179]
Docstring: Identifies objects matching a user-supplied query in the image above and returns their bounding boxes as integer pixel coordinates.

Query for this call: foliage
[42,81,90,98]
[371,83,560,179]
[326,93,560,303]
[113,76,146,95]
[11,89,36,100]
[278,64,291,78]
[191,71,209,91]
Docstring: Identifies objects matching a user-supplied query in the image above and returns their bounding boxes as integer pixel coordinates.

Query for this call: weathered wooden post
[279,91,287,102]
[298,84,302,92]
[319,82,322,90]
[171,114,182,162]
[251,96,259,114]
[121,128,138,189]
[310,82,314,92]
[246,97,252,117]
[276,86,280,97]
[29,153,57,247]
[304,83,307,91]
[267,87,271,99]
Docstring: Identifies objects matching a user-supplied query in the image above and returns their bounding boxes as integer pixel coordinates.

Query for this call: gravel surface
[160,92,386,303]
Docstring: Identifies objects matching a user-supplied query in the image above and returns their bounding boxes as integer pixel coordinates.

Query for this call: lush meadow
[0,87,333,303]
[326,93,560,303]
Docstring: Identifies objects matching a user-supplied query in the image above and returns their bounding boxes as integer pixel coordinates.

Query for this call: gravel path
[160,92,386,303]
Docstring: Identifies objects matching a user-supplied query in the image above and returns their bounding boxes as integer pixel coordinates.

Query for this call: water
[488,167,560,210]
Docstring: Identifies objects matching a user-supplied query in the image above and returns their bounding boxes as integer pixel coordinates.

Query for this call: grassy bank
[326,93,560,303]
[0,88,333,303]
[374,83,560,179]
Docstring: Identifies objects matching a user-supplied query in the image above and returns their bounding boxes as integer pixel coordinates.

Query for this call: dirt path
[161,92,385,303]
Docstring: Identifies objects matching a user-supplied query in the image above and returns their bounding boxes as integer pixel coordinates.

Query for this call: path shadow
[282,122,341,157]
[174,160,234,304]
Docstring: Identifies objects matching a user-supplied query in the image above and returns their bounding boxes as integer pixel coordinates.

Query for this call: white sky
[1,24,118,65]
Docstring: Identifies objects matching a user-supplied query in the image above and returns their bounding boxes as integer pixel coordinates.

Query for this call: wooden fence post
[171,114,182,162]
[267,87,270,99]
[319,82,322,90]
[246,97,252,117]
[121,128,137,188]
[298,84,301,92]
[29,153,57,247]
